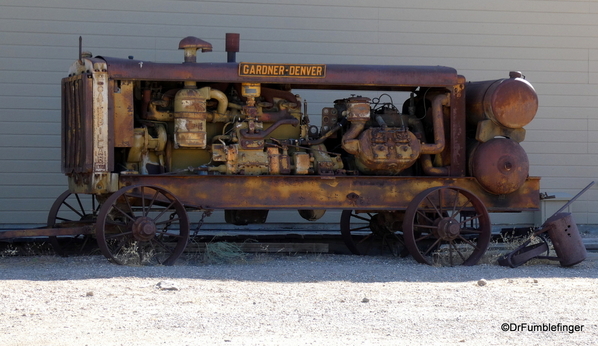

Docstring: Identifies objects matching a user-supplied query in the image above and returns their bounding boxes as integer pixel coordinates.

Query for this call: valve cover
[354,127,421,175]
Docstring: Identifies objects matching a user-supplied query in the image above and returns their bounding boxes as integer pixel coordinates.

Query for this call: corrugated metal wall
[1,0,598,226]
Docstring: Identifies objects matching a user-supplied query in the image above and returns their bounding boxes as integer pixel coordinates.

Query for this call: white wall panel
[1,0,598,226]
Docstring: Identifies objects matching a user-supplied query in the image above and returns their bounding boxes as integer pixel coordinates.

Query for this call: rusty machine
[1,34,542,265]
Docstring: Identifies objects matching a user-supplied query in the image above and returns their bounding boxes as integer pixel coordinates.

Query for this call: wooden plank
[0,226,94,239]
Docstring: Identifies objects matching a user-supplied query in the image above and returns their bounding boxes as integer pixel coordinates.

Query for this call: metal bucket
[545,213,587,267]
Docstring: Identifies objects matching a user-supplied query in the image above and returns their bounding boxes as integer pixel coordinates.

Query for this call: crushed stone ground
[0,253,597,346]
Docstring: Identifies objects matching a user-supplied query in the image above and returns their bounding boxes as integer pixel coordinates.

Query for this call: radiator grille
[61,74,94,174]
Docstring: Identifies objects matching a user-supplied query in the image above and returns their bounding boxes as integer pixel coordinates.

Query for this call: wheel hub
[132,216,157,241]
[435,218,460,241]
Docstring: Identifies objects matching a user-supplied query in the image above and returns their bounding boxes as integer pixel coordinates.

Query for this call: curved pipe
[420,93,448,155]
[240,118,299,139]
[341,121,366,155]
[209,88,228,115]
[420,154,449,176]
[300,122,343,146]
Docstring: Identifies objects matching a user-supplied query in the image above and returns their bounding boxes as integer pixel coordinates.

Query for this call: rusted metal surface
[101,57,459,90]
[497,238,550,268]
[469,138,529,195]
[545,213,587,266]
[466,72,538,129]
[498,182,594,268]
[497,213,586,268]
[61,74,94,174]
[112,80,134,147]
[225,33,240,63]
[179,36,212,63]
[48,34,546,266]
[118,175,540,212]
[402,186,492,266]
[448,75,467,176]
[95,185,189,265]
[174,83,209,149]
[466,72,538,143]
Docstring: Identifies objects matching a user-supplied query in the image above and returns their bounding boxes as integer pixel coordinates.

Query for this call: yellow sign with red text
[239,63,326,78]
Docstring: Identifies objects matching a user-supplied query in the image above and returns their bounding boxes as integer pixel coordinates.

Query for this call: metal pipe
[240,118,299,139]
[209,88,229,115]
[550,181,595,220]
[226,33,240,63]
[340,122,366,155]
[420,93,448,155]
[300,122,343,146]
[420,154,449,176]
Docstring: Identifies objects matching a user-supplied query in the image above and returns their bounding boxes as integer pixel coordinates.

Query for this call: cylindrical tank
[469,138,529,195]
[545,213,587,267]
[466,72,538,129]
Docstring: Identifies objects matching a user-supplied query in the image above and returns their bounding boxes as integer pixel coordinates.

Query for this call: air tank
[469,137,529,195]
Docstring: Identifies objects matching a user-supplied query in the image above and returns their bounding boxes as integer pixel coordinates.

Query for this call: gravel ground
[0,251,597,346]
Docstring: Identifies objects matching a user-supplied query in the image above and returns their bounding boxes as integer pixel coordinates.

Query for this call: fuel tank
[466,71,538,129]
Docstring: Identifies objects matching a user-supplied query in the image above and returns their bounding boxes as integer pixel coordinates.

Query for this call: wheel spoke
[111,204,137,223]
[62,201,85,219]
[143,189,161,217]
[55,216,74,222]
[457,234,481,250]
[413,223,437,230]
[96,185,189,266]
[340,210,405,256]
[48,191,99,256]
[447,241,468,264]
[75,194,85,216]
[357,233,373,245]
[122,193,137,217]
[414,232,434,242]
[105,231,133,240]
[152,200,177,222]
[350,213,372,222]
[452,202,472,218]
[350,225,372,232]
[403,186,491,266]
[425,195,444,219]
[422,238,442,256]
[415,210,435,224]
[449,192,460,218]
[459,213,482,227]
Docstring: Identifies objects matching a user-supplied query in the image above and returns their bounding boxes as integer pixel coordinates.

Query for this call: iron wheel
[95,185,189,265]
[403,186,491,266]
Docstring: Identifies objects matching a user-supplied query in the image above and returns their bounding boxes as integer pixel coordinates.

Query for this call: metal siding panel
[0,0,597,225]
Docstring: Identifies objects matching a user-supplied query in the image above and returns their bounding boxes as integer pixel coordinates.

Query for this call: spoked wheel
[96,185,190,266]
[47,190,100,256]
[340,210,407,256]
[403,186,491,266]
